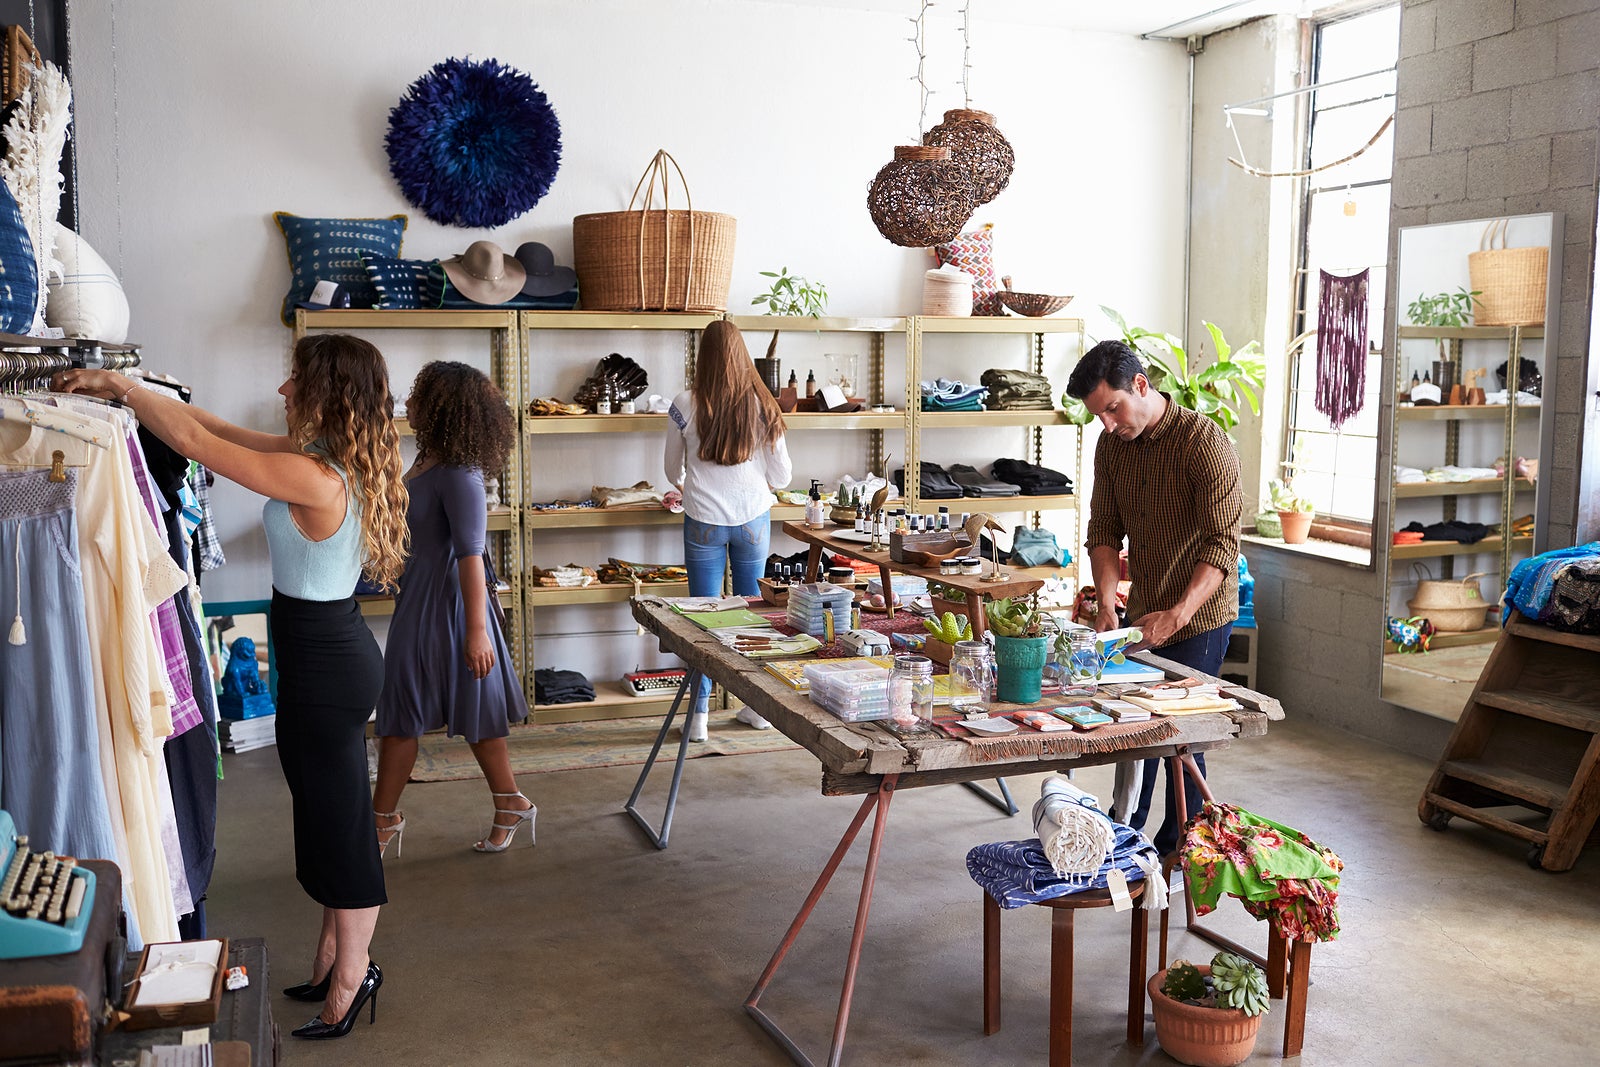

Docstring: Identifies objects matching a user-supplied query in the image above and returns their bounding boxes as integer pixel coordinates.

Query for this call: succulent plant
[984,596,1040,637]
[1161,959,1208,1003]
[1209,951,1271,1017]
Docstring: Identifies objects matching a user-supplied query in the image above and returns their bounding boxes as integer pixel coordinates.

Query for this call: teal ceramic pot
[993,634,1049,704]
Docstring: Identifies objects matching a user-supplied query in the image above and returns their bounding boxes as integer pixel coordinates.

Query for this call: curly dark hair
[408,361,515,472]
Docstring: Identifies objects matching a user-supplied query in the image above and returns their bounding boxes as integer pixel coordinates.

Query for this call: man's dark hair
[1065,340,1147,400]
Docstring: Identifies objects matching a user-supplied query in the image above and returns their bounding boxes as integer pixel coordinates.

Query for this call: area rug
[1383,642,1492,685]
[404,709,801,782]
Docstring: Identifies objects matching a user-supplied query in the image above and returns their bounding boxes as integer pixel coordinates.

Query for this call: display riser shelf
[918,411,1077,429]
[524,505,810,530]
[531,682,682,725]
[1396,325,1544,340]
[1397,403,1542,422]
[1389,534,1532,561]
[527,581,690,607]
[358,589,514,618]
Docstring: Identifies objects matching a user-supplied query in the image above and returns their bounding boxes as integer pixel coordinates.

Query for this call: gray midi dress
[375,465,527,742]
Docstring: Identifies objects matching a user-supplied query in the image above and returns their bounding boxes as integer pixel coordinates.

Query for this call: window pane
[1332,476,1377,518]
[1307,99,1396,185]
[1316,7,1400,85]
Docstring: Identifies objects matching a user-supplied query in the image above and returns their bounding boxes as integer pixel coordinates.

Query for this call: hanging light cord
[959,1,972,109]
[909,0,933,139]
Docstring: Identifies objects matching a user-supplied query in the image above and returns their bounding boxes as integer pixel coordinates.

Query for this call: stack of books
[219,715,276,753]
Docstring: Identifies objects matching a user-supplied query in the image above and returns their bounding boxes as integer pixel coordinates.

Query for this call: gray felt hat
[513,242,579,297]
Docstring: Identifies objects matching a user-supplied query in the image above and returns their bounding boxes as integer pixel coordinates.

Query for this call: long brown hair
[286,333,409,589]
[409,360,515,472]
[692,320,785,465]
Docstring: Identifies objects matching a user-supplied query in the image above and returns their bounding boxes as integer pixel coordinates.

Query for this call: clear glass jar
[1062,625,1101,683]
[887,654,935,732]
[948,639,995,713]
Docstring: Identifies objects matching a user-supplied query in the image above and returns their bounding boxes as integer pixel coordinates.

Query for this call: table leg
[804,543,824,581]
[1128,898,1147,1047]
[962,777,1020,815]
[1267,928,1288,999]
[745,776,900,1067]
[1049,906,1075,1067]
[966,591,987,638]
[1283,939,1311,1057]
[622,672,699,850]
[983,893,1001,1035]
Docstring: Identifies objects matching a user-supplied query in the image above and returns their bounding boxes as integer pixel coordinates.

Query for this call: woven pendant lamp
[866,145,976,249]
[923,108,1014,205]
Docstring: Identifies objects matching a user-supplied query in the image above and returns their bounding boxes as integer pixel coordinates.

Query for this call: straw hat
[442,240,526,304]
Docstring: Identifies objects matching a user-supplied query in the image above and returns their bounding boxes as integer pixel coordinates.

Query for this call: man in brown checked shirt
[1066,339,1243,854]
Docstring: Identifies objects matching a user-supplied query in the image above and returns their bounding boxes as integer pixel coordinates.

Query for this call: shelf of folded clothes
[1389,533,1532,561]
[1397,403,1541,422]
[919,409,1076,428]
[357,588,515,617]
[524,413,669,434]
[1394,477,1536,498]
[531,680,684,724]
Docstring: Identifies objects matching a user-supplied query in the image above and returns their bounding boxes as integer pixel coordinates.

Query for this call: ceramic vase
[993,634,1048,704]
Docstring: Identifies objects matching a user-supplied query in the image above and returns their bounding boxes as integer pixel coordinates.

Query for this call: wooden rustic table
[778,520,1046,637]
[625,597,1284,1067]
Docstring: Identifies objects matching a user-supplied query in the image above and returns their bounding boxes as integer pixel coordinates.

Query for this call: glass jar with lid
[1061,625,1101,683]
[947,639,995,713]
[887,654,935,732]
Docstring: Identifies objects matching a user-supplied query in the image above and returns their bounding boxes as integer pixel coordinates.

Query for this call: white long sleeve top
[664,389,793,526]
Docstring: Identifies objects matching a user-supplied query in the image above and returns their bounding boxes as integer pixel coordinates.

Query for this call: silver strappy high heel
[473,792,536,853]
[374,810,406,858]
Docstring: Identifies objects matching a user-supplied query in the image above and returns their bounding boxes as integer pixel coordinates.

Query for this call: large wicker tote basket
[572,149,736,312]
[1468,219,1547,326]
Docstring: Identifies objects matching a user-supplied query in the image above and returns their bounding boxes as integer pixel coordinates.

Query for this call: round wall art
[385,56,562,228]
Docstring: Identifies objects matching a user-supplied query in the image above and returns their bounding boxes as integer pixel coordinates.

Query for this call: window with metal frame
[1281,4,1400,523]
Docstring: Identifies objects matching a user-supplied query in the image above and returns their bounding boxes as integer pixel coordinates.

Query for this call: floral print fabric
[1180,802,1343,942]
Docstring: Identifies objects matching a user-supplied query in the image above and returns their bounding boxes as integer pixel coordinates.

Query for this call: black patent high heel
[282,971,332,1002]
[291,961,382,1040]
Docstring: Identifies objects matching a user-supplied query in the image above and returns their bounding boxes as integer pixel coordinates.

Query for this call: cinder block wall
[1252,0,1597,756]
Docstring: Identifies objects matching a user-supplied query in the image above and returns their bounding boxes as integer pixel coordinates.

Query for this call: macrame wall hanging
[1314,268,1369,429]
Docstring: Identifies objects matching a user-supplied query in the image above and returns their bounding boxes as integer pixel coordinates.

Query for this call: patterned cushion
[363,254,443,310]
[273,212,407,325]
[0,178,37,333]
[935,225,1001,316]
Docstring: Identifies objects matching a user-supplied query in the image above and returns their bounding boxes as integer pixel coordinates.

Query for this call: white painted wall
[66,0,1188,678]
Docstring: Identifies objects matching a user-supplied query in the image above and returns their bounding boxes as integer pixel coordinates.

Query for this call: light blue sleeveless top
[262,456,363,601]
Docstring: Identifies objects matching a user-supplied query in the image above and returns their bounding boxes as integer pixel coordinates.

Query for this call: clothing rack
[0,335,142,391]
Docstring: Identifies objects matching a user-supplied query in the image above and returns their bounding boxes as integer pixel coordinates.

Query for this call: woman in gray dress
[371,361,534,853]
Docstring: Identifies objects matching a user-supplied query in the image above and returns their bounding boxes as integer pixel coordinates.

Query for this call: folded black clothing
[1401,520,1492,544]
[534,668,596,704]
[894,463,964,500]
[948,463,1021,497]
[992,458,1073,493]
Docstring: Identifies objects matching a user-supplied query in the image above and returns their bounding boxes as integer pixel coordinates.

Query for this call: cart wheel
[1426,810,1451,832]
[1526,844,1545,870]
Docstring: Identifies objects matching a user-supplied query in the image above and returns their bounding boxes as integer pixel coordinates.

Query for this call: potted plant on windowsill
[1148,952,1270,1067]
[1268,476,1315,544]
[985,596,1047,703]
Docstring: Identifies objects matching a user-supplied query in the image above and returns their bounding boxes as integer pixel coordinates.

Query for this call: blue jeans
[1129,622,1233,854]
[683,514,770,706]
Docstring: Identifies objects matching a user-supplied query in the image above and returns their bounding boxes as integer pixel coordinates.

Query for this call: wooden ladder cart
[1419,610,1600,871]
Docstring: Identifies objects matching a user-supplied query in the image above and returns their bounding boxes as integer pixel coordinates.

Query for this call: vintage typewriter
[623,668,688,697]
[0,809,97,960]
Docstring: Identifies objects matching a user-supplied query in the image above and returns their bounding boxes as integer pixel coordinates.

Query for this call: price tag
[1107,868,1134,912]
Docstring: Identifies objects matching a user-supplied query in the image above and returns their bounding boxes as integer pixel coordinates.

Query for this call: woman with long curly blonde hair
[58,333,408,1042]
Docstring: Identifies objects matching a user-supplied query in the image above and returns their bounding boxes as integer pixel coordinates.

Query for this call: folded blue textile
[919,377,989,403]
[922,395,985,412]
[968,822,1160,909]
[1503,541,1600,623]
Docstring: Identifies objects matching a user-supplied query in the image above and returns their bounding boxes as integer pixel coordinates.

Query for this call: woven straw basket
[573,150,736,312]
[1468,220,1547,326]
[1408,568,1491,632]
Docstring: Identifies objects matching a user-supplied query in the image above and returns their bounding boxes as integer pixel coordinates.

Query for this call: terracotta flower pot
[1278,510,1313,544]
[1148,966,1264,1067]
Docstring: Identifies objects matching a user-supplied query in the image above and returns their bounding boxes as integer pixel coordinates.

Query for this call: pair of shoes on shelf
[282,970,331,1002]
[474,791,537,852]
[374,810,406,858]
[734,706,773,730]
[291,961,382,1040]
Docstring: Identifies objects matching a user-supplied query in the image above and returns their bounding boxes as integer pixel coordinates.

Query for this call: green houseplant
[1061,308,1266,438]
[1148,952,1271,1067]
[1406,287,1481,360]
[985,596,1048,704]
[750,267,829,360]
[1267,475,1315,544]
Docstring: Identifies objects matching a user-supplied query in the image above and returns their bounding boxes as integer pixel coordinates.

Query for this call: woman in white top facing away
[664,319,792,740]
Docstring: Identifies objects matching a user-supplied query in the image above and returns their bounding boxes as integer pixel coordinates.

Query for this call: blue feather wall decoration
[385,57,563,228]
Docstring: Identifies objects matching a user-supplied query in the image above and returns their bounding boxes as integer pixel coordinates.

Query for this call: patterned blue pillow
[363,254,443,310]
[0,179,38,333]
[273,212,407,325]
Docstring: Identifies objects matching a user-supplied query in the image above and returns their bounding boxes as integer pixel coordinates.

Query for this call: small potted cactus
[1147,952,1269,1067]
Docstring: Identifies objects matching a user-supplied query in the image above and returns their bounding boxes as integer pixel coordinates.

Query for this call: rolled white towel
[1031,774,1116,883]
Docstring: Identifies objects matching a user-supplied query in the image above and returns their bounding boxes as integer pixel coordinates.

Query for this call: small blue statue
[1237,555,1256,629]
[219,636,274,719]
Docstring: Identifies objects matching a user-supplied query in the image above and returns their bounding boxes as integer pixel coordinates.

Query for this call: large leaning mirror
[1380,212,1563,720]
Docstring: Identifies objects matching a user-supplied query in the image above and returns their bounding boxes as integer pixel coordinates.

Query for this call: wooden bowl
[998,290,1074,317]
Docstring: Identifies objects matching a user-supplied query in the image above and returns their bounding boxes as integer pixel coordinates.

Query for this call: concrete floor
[207,717,1600,1066]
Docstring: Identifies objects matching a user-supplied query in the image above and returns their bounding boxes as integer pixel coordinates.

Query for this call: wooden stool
[982,883,1148,1066]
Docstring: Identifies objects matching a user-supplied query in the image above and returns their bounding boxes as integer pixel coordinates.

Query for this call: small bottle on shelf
[938,506,950,532]
[804,370,817,398]
[596,381,613,415]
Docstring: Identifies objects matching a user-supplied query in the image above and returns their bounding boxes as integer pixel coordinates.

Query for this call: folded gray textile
[949,463,1020,497]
